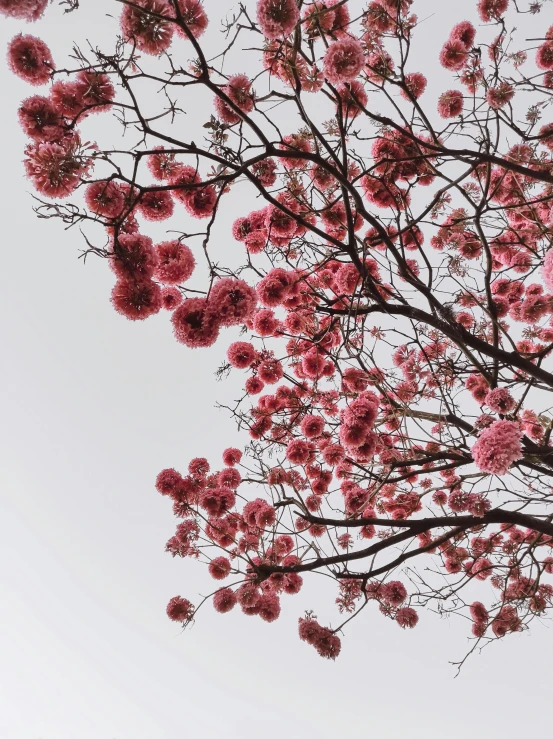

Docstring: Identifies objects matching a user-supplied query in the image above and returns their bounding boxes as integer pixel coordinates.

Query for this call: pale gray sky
[1,1,552,738]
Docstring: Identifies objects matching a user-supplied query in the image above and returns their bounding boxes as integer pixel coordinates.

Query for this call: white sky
[1,1,552,738]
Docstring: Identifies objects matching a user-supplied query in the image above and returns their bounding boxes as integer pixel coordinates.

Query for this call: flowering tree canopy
[4,0,553,662]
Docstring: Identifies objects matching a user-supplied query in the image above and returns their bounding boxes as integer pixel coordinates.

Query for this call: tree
[3,0,553,662]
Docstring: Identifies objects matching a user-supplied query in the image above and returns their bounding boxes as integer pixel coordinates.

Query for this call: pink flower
[251,158,277,186]
[189,457,209,476]
[166,596,194,622]
[218,466,241,488]
[18,95,65,142]
[381,580,407,606]
[486,81,514,109]
[110,234,158,281]
[160,286,183,310]
[209,277,257,327]
[227,341,257,369]
[300,414,325,438]
[154,240,195,284]
[137,189,174,221]
[256,268,294,307]
[214,96,242,125]
[402,72,427,100]
[449,21,476,50]
[213,588,237,613]
[438,90,463,118]
[7,34,53,85]
[120,0,174,56]
[245,376,264,395]
[200,486,236,516]
[23,135,88,198]
[477,0,509,23]
[208,556,231,580]
[257,592,281,622]
[175,0,209,40]
[227,74,255,110]
[0,0,48,22]
[396,607,419,628]
[536,42,553,71]
[256,0,300,40]
[49,80,86,120]
[86,180,126,219]
[155,468,183,496]
[470,601,489,622]
[298,617,341,659]
[323,37,365,85]
[543,248,553,291]
[172,298,220,348]
[286,438,312,465]
[336,80,368,119]
[183,184,217,218]
[471,420,523,475]
[75,70,115,113]
[147,148,180,181]
[439,40,468,71]
[111,279,162,320]
[222,448,242,466]
[485,387,516,414]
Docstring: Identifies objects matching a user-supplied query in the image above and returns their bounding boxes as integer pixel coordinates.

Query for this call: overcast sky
[1,2,552,738]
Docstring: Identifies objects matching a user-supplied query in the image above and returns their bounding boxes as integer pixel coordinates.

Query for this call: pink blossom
[208,556,231,580]
[154,240,195,284]
[245,376,264,395]
[450,21,476,50]
[111,279,162,321]
[147,148,180,181]
[487,81,514,110]
[218,467,241,489]
[18,95,65,142]
[323,37,365,85]
[222,448,242,466]
[120,0,174,56]
[160,286,183,310]
[189,458,209,476]
[227,341,257,369]
[155,468,183,496]
[300,414,325,438]
[86,181,126,219]
[172,298,220,348]
[213,588,237,613]
[200,486,236,517]
[0,0,48,22]
[477,0,509,23]
[166,596,194,622]
[438,90,463,118]
[175,0,209,39]
[298,617,341,659]
[209,277,257,327]
[485,387,516,414]
[536,42,553,71]
[256,268,294,307]
[137,189,174,221]
[23,135,88,198]
[256,0,300,40]
[471,420,523,475]
[542,248,553,291]
[75,70,115,113]
[286,439,312,465]
[439,40,468,71]
[110,234,158,281]
[402,72,427,100]
[7,34,53,85]
[396,607,419,628]
[336,80,367,119]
